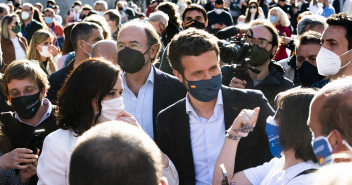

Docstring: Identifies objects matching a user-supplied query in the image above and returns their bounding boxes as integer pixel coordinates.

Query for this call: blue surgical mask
[265,116,283,158]
[269,15,278,23]
[44,17,53,24]
[184,74,222,102]
[312,132,333,166]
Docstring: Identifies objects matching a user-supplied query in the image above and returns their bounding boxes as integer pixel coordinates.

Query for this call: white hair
[149,11,169,27]
[269,7,291,27]
[94,0,108,10]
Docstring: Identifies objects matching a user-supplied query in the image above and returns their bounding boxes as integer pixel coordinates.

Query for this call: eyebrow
[117,40,140,44]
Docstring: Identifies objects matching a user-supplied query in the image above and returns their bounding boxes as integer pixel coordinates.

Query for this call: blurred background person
[79,4,93,21]
[268,7,291,60]
[94,0,108,16]
[317,0,335,18]
[207,0,234,34]
[213,88,319,185]
[309,0,323,15]
[52,5,62,26]
[43,8,64,49]
[103,9,121,41]
[83,14,111,40]
[34,2,43,13]
[64,1,82,25]
[0,3,9,19]
[0,14,27,73]
[20,3,44,44]
[91,40,118,65]
[57,23,75,70]
[156,2,181,46]
[27,29,60,75]
[244,0,264,23]
[33,6,49,31]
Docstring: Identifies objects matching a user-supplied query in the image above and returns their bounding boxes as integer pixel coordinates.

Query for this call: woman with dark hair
[244,0,264,23]
[32,7,49,31]
[57,23,75,70]
[36,58,135,185]
[156,2,182,46]
[213,88,319,185]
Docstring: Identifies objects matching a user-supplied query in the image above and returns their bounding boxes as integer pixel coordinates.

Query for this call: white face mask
[317,2,323,8]
[38,46,51,57]
[214,8,223,15]
[21,11,30,20]
[97,11,104,16]
[74,6,80,11]
[98,97,125,122]
[250,8,257,14]
[316,47,352,76]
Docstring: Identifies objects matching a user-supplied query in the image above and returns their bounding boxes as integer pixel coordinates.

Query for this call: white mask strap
[342,140,352,152]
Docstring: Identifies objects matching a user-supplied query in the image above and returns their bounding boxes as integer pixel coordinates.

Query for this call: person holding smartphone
[213,88,319,185]
[0,60,58,185]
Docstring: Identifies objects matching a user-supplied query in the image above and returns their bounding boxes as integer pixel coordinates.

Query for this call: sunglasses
[249,6,257,8]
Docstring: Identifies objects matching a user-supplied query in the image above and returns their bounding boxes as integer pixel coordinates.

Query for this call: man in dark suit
[117,21,186,141]
[156,28,274,185]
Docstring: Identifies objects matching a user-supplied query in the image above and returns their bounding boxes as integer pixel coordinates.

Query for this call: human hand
[229,107,260,137]
[116,110,141,129]
[229,77,246,89]
[0,148,38,171]
[20,151,38,183]
[48,45,60,57]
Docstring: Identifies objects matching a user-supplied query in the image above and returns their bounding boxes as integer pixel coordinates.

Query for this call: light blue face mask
[184,74,222,102]
[269,15,278,23]
[44,17,53,24]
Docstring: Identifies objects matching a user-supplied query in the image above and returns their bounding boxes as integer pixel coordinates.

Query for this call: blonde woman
[27,30,60,75]
[268,7,291,60]
[0,14,28,73]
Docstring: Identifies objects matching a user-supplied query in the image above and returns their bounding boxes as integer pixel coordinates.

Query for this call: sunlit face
[296,43,321,68]
[308,95,325,138]
[183,10,208,27]
[174,50,221,91]
[7,78,44,100]
[36,37,52,53]
[94,4,105,12]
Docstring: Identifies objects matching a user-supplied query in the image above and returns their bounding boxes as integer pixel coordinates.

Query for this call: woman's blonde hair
[0,14,19,39]
[269,7,291,27]
[27,29,57,74]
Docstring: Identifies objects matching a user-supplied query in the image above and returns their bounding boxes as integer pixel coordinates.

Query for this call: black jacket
[156,86,274,185]
[222,62,294,107]
[21,20,44,45]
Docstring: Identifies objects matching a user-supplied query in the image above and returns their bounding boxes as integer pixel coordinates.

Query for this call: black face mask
[249,44,272,67]
[298,61,325,87]
[118,47,151,73]
[14,3,20,8]
[80,14,87,20]
[184,20,206,30]
[118,7,123,11]
[11,92,42,119]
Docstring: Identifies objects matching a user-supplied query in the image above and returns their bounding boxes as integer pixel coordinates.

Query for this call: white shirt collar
[186,89,223,115]
[14,98,53,127]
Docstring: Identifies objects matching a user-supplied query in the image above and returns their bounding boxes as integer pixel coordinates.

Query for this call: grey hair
[94,0,108,10]
[149,11,169,26]
[297,15,327,35]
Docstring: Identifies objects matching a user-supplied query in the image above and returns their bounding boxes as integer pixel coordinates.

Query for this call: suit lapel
[153,67,168,139]
[174,100,196,184]
[222,86,241,130]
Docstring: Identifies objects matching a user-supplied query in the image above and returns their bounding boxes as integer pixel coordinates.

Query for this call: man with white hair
[94,0,108,16]
[149,11,169,36]
[0,3,9,19]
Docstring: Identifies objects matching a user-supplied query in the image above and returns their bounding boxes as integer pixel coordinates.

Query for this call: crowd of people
[0,0,351,184]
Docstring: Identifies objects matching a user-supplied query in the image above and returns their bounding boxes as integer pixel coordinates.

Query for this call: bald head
[92,40,118,65]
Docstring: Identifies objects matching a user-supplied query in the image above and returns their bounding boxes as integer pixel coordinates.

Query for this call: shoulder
[49,65,68,80]
[222,85,265,98]
[154,68,182,85]
[33,20,44,27]
[158,98,186,119]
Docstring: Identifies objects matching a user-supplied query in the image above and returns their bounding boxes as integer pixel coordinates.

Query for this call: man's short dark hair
[318,77,352,144]
[276,88,318,163]
[182,4,207,22]
[69,121,162,185]
[73,1,82,6]
[250,20,280,50]
[104,9,121,26]
[2,60,49,96]
[70,22,102,50]
[168,28,219,75]
[326,12,352,50]
[215,0,224,5]
[295,30,322,51]
[47,0,56,6]
[44,8,55,15]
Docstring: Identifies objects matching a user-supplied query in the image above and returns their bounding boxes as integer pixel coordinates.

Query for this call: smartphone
[27,129,46,155]
[220,164,230,185]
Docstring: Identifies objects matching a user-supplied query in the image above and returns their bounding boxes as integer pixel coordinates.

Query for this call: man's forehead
[251,26,273,41]
[322,25,347,42]
[118,25,147,42]
[185,10,204,19]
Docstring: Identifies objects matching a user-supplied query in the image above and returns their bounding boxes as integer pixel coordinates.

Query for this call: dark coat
[222,62,294,107]
[21,20,44,45]
[156,86,274,185]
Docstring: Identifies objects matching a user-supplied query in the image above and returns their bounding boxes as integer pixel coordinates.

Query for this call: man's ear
[150,43,159,59]
[271,45,278,56]
[173,69,183,83]
[330,129,345,154]
[204,20,208,27]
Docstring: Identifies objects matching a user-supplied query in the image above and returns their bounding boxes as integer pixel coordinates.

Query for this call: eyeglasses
[246,37,272,48]
[9,87,38,98]
[117,42,146,50]
[249,6,257,9]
